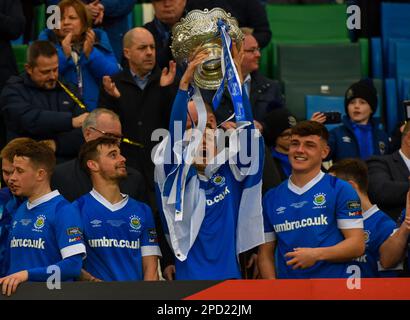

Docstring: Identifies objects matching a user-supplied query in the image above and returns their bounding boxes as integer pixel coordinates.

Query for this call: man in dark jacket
[144,0,186,73]
[367,122,410,221]
[99,27,177,209]
[51,108,147,203]
[0,40,89,163]
[186,0,272,49]
[0,0,25,151]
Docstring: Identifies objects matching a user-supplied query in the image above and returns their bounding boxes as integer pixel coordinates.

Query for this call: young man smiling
[258,121,365,279]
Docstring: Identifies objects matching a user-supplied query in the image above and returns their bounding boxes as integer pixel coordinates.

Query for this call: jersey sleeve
[374,214,398,249]
[54,202,86,259]
[140,204,162,257]
[335,181,364,229]
[262,189,276,243]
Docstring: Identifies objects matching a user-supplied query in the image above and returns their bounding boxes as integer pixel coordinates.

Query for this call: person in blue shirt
[154,44,265,280]
[0,140,85,296]
[328,158,401,277]
[0,138,32,277]
[327,79,390,162]
[39,0,119,110]
[258,121,365,279]
[75,136,161,281]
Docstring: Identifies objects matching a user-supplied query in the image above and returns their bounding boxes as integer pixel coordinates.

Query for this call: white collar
[399,149,410,172]
[362,204,379,220]
[27,190,60,210]
[288,171,325,195]
[90,189,128,212]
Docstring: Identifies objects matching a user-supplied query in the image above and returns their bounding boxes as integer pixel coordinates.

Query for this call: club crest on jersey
[364,230,370,243]
[34,215,46,230]
[129,215,141,231]
[313,193,326,207]
[212,175,226,187]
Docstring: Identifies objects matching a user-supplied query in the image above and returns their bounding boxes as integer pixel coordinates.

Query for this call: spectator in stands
[329,158,401,277]
[258,121,365,279]
[51,108,147,203]
[99,27,177,209]
[186,0,272,49]
[144,0,186,74]
[75,137,161,281]
[47,0,135,62]
[215,28,284,142]
[0,140,86,296]
[367,122,410,221]
[1,40,88,163]
[327,79,390,162]
[39,0,119,110]
[0,138,30,277]
[0,0,25,151]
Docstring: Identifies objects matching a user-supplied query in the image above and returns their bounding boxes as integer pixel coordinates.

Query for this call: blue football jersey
[8,191,85,275]
[263,172,363,279]
[349,205,399,277]
[74,190,161,281]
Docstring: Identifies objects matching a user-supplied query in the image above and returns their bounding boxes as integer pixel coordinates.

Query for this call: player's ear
[36,168,47,181]
[321,142,330,160]
[87,159,99,173]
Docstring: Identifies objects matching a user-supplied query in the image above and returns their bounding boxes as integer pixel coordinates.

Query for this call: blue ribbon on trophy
[212,19,250,127]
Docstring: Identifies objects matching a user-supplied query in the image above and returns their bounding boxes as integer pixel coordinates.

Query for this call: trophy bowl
[171,8,244,90]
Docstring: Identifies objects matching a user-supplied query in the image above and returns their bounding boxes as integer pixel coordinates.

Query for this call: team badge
[364,230,370,243]
[129,215,141,230]
[313,193,326,206]
[212,175,226,186]
[34,215,46,229]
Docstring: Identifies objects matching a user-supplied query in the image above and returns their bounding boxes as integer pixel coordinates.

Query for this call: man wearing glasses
[213,28,284,146]
[51,108,147,204]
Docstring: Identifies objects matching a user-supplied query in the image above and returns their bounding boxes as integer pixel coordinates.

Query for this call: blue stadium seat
[385,78,400,134]
[395,41,410,102]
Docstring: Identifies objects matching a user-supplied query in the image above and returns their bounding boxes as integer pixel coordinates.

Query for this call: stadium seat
[133,3,143,27]
[12,44,28,74]
[266,4,349,41]
[34,4,46,40]
[305,95,345,131]
[385,78,400,134]
[277,43,362,82]
[395,41,410,102]
[283,79,355,121]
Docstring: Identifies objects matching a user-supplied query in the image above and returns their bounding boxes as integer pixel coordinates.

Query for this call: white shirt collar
[399,149,410,173]
[362,204,380,220]
[90,189,128,212]
[288,171,325,195]
[27,190,60,210]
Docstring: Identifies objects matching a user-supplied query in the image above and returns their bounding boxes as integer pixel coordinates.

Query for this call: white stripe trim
[362,205,380,220]
[337,218,363,229]
[141,246,162,257]
[264,232,276,242]
[60,243,86,259]
[288,171,325,195]
[27,190,60,210]
[90,189,128,212]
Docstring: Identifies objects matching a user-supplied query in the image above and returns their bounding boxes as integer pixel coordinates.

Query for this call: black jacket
[51,158,148,204]
[0,0,25,89]
[367,150,410,221]
[98,67,177,191]
[186,0,272,49]
[0,73,85,161]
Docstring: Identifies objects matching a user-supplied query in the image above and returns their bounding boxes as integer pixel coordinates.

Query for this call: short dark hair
[328,158,369,193]
[78,136,119,174]
[1,138,36,162]
[27,40,57,67]
[13,140,56,176]
[291,120,329,142]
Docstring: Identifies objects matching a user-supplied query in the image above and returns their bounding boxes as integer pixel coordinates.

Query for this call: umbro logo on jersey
[276,207,286,214]
[342,136,352,143]
[90,219,102,227]
[290,201,308,209]
[20,219,32,226]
